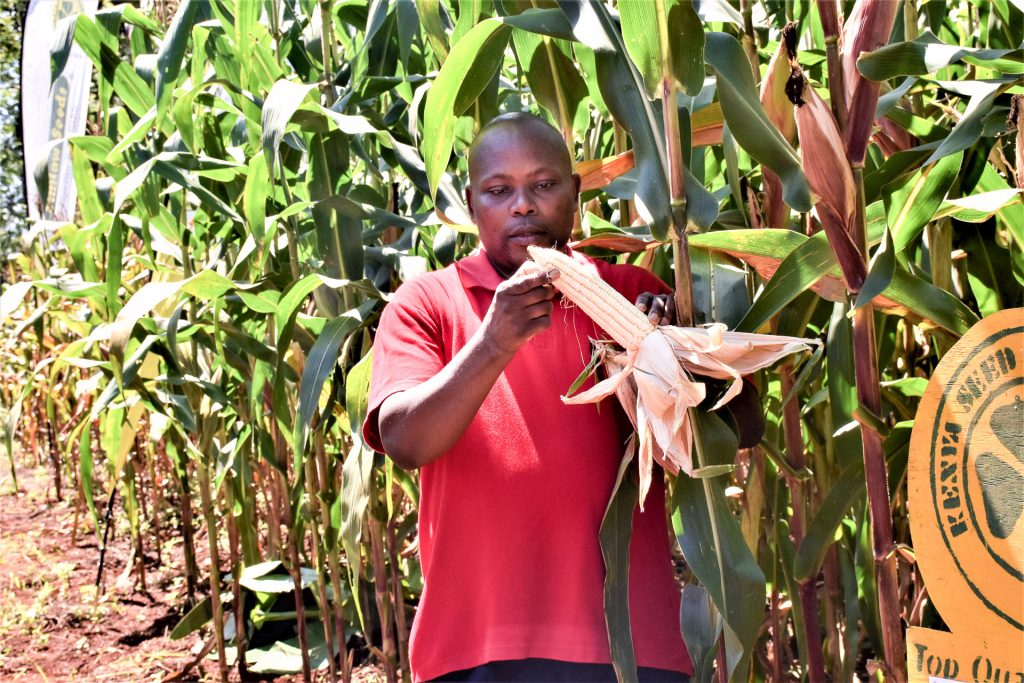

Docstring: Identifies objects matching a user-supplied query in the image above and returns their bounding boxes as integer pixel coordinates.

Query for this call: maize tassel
[527,245,655,351]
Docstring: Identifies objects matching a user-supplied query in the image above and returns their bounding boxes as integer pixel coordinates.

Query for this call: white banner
[21,0,99,222]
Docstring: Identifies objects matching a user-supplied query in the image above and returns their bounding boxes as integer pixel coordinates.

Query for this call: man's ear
[465,187,475,219]
[572,173,581,207]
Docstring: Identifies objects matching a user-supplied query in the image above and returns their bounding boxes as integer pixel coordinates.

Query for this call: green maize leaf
[155,0,203,127]
[262,80,319,173]
[675,410,764,683]
[114,153,243,222]
[794,459,866,581]
[452,0,489,46]
[31,277,106,302]
[511,27,588,138]
[396,0,419,68]
[97,4,162,34]
[619,0,704,97]
[415,0,451,62]
[680,584,721,683]
[423,19,511,195]
[880,268,979,337]
[885,151,962,253]
[295,303,378,454]
[318,195,418,232]
[935,188,1024,222]
[857,31,1024,80]
[685,166,719,231]
[70,15,154,118]
[854,225,895,311]
[103,102,157,163]
[498,6,575,40]
[974,163,1024,265]
[574,43,607,115]
[346,349,375,438]
[240,561,319,593]
[233,0,261,64]
[70,146,104,225]
[105,215,125,318]
[925,81,1007,165]
[704,33,811,213]
[273,274,372,334]
[68,135,116,166]
[696,229,828,333]
[180,270,235,300]
[170,596,213,640]
[600,439,639,683]
[0,281,34,324]
[246,623,337,675]
[75,420,100,539]
[961,223,1012,317]
[689,248,748,328]
[109,271,235,358]
[389,138,473,225]
[243,154,271,241]
[722,124,744,226]
[561,1,672,239]
[341,442,375,629]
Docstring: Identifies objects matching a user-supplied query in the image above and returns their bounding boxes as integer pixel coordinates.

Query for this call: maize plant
[1,0,1021,681]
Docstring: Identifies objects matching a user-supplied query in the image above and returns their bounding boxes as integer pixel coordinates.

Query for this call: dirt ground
[0,464,385,683]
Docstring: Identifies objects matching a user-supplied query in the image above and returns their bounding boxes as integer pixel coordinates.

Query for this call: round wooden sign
[908,307,1024,647]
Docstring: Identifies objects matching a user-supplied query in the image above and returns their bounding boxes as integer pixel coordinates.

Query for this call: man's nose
[510,188,537,216]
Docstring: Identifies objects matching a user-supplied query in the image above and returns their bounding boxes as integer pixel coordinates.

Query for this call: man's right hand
[480,262,560,355]
[378,261,561,470]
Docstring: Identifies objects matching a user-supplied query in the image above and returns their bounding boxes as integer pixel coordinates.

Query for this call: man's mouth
[508,227,551,245]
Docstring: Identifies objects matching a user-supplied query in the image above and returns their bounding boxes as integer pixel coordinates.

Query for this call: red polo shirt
[363,249,691,682]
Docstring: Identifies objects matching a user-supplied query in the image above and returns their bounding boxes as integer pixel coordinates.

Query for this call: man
[363,113,692,682]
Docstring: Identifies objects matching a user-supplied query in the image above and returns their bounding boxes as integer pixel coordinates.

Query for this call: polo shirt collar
[456,249,504,292]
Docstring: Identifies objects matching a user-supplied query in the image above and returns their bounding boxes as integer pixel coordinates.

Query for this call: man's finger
[647,295,665,324]
[635,292,652,313]
[503,268,557,295]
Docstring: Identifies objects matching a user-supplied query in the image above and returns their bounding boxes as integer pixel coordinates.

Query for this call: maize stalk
[1012,96,1024,191]
[527,246,818,504]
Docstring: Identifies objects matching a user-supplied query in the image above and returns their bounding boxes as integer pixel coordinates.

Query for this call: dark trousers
[430,658,691,682]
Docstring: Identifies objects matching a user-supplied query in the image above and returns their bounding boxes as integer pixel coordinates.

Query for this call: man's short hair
[467,112,572,180]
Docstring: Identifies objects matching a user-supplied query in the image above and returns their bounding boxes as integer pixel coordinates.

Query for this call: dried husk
[564,324,816,505]
[840,0,900,163]
[760,26,797,146]
[790,74,866,289]
[792,78,856,228]
[840,0,900,105]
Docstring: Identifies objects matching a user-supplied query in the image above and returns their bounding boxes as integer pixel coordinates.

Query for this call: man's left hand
[635,292,675,326]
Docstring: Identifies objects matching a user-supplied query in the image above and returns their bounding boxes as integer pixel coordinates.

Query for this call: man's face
[466,125,580,279]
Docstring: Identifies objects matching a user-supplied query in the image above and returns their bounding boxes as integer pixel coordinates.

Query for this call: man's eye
[487,187,507,195]
[535,181,554,190]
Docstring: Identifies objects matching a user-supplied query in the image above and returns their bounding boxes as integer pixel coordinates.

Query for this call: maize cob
[527,245,655,351]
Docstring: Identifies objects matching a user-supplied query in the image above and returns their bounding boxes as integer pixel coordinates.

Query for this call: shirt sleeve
[361,277,447,453]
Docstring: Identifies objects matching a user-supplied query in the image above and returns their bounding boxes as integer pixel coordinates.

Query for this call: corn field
[1,0,1021,681]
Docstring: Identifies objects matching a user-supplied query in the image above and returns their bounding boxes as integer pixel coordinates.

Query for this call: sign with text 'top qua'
[908,308,1023,682]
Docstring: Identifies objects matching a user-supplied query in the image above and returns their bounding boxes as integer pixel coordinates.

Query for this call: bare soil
[0,464,385,683]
